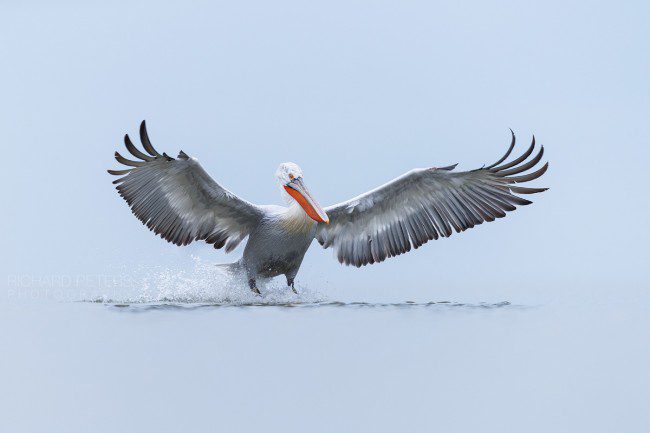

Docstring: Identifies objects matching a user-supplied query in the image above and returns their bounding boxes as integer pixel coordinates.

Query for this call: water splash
[84,256,520,311]
[90,256,326,305]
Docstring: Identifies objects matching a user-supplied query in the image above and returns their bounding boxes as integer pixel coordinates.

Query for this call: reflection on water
[82,299,518,312]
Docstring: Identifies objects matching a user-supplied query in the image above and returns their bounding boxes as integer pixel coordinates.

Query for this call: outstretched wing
[316,131,548,266]
[108,121,264,251]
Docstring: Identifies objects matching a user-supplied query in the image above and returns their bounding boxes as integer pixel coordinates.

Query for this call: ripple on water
[82,299,518,312]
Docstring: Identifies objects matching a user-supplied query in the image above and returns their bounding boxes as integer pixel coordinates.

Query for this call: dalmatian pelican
[108,121,548,294]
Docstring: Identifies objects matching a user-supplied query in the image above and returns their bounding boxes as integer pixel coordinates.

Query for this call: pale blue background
[1,1,649,294]
[1,1,649,432]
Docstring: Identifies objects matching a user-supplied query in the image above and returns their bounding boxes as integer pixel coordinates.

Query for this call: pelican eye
[289,173,295,180]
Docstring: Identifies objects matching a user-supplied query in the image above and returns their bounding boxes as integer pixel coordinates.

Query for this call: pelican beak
[284,177,330,224]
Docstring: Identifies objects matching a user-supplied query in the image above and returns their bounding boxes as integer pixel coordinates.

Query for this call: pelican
[108,121,548,294]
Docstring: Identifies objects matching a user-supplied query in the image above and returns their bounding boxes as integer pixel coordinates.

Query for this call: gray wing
[108,121,264,252]
[316,132,548,266]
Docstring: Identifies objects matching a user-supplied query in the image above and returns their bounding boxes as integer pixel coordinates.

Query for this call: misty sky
[1,1,648,301]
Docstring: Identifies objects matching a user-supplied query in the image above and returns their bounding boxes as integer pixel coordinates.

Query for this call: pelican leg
[248,278,261,295]
[287,277,298,295]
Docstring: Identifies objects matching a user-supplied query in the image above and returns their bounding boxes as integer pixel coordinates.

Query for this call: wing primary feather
[445,189,479,227]
[440,190,469,229]
[430,201,454,236]
[440,191,469,231]
[389,223,405,253]
[448,189,482,225]
[374,232,388,262]
[465,187,506,218]
[369,234,380,262]
[435,195,463,233]
[382,225,399,257]
[508,185,548,194]
[478,184,533,206]
[419,206,440,239]
[225,236,242,253]
[107,169,132,175]
[115,152,146,167]
[382,225,398,257]
[485,129,515,169]
[402,221,414,251]
[437,163,458,171]
[505,162,549,183]
[124,134,154,161]
[393,220,408,254]
[409,214,428,246]
[459,189,494,221]
[473,186,517,211]
[424,203,447,236]
[214,237,228,250]
[403,217,420,247]
[491,136,535,172]
[416,205,439,240]
[496,146,544,177]
[139,120,163,157]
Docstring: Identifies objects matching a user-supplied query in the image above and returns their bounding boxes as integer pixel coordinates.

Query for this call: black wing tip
[493,144,545,177]
[139,119,163,157]
[124,132,155,161]
[438,163,458,171]
[109,120,184,180]
[509,161,549,183]
[139,120,149,138]
[511,186,549,194]
[107,168,130,175]
[489,135,536,173]
[139,119,147,137]
[485,129,548,184]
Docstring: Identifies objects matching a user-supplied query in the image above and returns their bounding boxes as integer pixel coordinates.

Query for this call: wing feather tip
[438,163,458,171]
[485,129,516,169]
[139,120,162,157]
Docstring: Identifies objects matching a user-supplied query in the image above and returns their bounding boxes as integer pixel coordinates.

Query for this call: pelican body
[109,121,548,294]
[242,203,316,291]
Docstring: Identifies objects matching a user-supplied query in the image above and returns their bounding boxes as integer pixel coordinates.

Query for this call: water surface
[2,287,648,433]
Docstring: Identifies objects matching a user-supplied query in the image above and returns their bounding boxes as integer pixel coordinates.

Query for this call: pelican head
[276,162,329,224]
